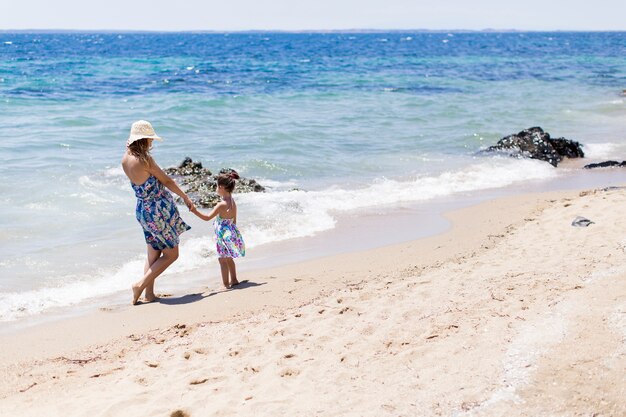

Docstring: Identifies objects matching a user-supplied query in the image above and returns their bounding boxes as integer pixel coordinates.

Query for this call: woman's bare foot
[132,284,143,305]
[229,279,240,287]
[145,292,158,303]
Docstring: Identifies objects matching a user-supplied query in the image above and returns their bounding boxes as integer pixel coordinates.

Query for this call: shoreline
[3,161,625,331]
[1,185,625,415]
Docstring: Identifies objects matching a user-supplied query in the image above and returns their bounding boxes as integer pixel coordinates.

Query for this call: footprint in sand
[189,378,209,385]
[339,306,351,314]
[280,368,300,377]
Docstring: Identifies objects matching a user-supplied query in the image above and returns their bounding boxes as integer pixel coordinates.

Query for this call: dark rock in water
[583,160,626,169]
[550,138,585,159]
[571,216,594,227]
[171,157,212,177]
[484,127,584,167]
[165,158,265,208]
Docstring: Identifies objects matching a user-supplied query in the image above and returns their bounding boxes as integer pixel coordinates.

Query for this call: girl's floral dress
[214,215,245,258]
[132,175,190,250]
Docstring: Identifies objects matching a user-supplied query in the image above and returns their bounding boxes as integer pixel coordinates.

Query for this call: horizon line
[1,28,625,34]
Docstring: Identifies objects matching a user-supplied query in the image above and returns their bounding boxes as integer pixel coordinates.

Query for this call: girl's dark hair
[127,138,152,167]
[217,170,240,193]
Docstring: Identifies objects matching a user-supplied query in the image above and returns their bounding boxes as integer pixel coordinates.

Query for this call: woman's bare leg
[218,258,230,288]
[132,246,179,305]
[144,246,162,302]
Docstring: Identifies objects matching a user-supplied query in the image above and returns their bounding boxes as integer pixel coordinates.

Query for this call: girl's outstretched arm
[191,202,225,222]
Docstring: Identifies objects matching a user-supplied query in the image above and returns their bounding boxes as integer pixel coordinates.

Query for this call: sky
[2,0,625,31]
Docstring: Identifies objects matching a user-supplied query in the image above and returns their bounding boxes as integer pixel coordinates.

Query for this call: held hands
[183,196,195,212]
[187,202,211,221]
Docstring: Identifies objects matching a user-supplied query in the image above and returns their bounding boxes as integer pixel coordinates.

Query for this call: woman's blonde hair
[127,138,152,167]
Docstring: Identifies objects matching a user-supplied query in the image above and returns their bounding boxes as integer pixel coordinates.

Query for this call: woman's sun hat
[126,120,163,147]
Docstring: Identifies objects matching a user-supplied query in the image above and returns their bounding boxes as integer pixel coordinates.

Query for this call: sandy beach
[1,186,625,416]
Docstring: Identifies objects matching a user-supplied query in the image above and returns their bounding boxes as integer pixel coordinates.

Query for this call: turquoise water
[0,32,625,323]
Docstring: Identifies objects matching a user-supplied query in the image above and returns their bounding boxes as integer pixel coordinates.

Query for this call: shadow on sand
[156,292,210,305]
[155,280,266,305]
[204,280,267,297]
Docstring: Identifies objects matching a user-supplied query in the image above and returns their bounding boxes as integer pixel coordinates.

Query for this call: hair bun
[229,171,240,180]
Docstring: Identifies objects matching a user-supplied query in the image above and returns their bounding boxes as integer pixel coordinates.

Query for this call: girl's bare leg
[144,246,162,302]
[218,258,230,288]
[226,258,239,286]
[132,246,179,305]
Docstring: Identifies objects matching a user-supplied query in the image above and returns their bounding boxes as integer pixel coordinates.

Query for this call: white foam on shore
[0,235,223,322]
[252,177,299,190]
[0,157,558,322]
[241,157,557,246]
[583,142,622,160]
[0,259,142,321]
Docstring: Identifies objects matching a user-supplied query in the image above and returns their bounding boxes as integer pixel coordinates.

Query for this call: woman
[121,120,195,305]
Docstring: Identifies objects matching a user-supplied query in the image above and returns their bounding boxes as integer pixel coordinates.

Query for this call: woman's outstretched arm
[147,157,195,210]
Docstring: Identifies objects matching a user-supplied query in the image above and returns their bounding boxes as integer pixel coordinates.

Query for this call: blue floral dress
[214,216,245,258]
[132,175,190,250]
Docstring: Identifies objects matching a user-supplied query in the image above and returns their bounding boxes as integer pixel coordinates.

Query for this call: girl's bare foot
[230,279,240,287]
[132,285,142,305]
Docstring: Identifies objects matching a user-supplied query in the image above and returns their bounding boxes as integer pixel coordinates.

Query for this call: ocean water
[1,31,625,324]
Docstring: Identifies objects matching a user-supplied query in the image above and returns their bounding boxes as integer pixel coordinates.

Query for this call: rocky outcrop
[484,127,584,167]
[584,160,626,169]
[165,157,265,208]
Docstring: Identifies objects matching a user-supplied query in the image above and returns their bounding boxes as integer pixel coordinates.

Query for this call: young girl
[191,171,245,288]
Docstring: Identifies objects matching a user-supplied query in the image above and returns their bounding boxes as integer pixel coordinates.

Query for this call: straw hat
[126,120,163,147]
